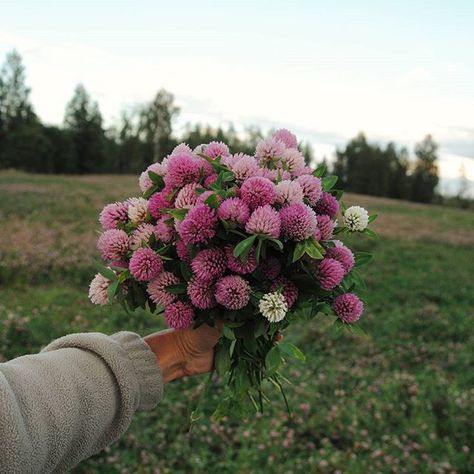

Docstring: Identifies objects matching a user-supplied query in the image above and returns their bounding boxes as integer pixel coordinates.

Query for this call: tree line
[0,50,442,204]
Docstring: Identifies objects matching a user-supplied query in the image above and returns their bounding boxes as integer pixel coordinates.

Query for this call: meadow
[0,170,473,474]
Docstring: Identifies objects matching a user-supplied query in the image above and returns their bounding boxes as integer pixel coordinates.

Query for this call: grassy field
[1,170,473,474]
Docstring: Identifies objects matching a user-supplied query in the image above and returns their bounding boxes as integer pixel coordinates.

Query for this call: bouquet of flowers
[89,128,376,416]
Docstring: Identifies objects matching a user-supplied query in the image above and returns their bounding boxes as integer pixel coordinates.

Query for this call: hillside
[0,171,473,473]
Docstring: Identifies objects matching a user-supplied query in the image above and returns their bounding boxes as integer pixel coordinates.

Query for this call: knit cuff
[111,332,164,411]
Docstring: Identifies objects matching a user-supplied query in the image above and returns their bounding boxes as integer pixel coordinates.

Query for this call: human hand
[144,322,220,383]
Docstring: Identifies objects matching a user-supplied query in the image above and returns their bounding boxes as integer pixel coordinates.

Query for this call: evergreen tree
[410,135,439,203]
[64,84,107,173]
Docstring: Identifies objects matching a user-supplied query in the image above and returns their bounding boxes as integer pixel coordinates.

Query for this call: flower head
[259,292,288,322]
[171,143,193,155]
[97,229,129,261]
[269,276,299,308]
[89,273,111,305]
[255,136,286,160]
[99,201,129,230]
[165,152,202,188]
[178,204,218,245]
[187,278,217,309]
[147,271,180,306]
[175,240,191,262]
[296,175,322,206]
[164,301,195,330]
[139,162,167,192]
[154,216,175,243]
[225,245,257,274]
[314,192,339,218]
[315,258,345,290]
[343,206,369,232]
[240,176,277,209]
[204,173,218,187]
[275,180,304,205]
[231,154,260,181]
[279,202,318,241]
[203,141,230,159]
[130,223,154,250]
[217,197,250,225]
[333,293,364,323]
[245,205,281,238]
[272,129,298,149]
[174,183,200,209]
[191,248,227,282]
[316,214,335,240]
[215,275,251,310]
[326,244,355,273]
[148,191,171,219]
[129,247,163,281]
[280,148,305,175]
[127,197,149,225]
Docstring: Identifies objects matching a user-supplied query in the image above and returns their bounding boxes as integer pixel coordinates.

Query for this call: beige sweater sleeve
[0,331,163,474]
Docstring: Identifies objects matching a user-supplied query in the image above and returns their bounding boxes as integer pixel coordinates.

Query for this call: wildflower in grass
[259,291,288,322]
[343,206,369,232]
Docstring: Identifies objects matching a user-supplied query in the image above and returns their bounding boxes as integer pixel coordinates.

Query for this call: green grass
[1,171,473,473]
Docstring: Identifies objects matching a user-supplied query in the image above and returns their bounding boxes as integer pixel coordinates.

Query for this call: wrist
[144,330,186,383]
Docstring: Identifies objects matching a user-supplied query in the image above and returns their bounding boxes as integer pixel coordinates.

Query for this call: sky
[1,0,473,195]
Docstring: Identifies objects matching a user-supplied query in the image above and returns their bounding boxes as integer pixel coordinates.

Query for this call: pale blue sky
[1,0,473,192]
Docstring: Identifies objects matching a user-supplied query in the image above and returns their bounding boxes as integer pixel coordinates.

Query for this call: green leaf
[204,193,220,209]
[304,238,324,259]
[94,261,117,280]
[354,251,373,267]
[254,318,267,338]
[143,184,159,199]
[167,208,189,220]
[368,214,378,224]
[179,261,193,281]
[312,163,326,177]
[292,241,306,263]
[148,170,164,187]
[363,228,379,239]
[222,171,234,182]
[233,235,257,258]
[215,344,231,375]
[267,238,283,251]
[322,175,338,191]
[167,284,186,294]
[278,342,306,362]
[222,325,236,340]
[265,346,282,377]
[107,279,120,304]
[229,339,237,357]
[347,324,366,336]
[350,269,367,290]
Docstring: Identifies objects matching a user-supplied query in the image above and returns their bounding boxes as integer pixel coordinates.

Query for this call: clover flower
[178,204,218,245]
[89,273,111,305]
[259,292,288,322]
[269,276,299,308]
[245,205,281,238]
[99,201,129,230]
[127,197,149,225]
[225,245,257,274]
[275,180,304,205]
[272,129,298,149]
[215,275,251,310]
[315,258,345,290]
[280,202,318,241]
[314,192,339,218]
[130,223,154,250]
[191,248,227,282]
[164,301,194,330]
[333,293,364,323]
[296,175,322,206]
[187,278,217,309]
[218,197,250,225]
[343,206,369,232]
[129,247,163,281]
[147,271,180,306]
[240,176,277,209]
[97,229,129,261]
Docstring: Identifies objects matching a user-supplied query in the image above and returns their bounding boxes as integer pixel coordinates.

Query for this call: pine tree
[411,135,439,203]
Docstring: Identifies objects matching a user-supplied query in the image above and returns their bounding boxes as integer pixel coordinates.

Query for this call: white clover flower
[343,206,369,232]
[88,273,110,305]
[128,197,149,225]
[259,292,288,323]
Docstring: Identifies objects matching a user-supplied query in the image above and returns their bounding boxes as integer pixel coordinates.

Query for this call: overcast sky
[1,0,473,193]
